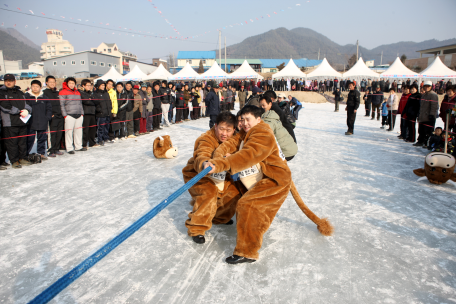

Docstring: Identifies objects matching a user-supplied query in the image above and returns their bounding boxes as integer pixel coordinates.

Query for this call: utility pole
[356,40,359,60]
[224,36,227,72]
[381,51,383,65]
[219,31,221,68]
[318,48,320,60]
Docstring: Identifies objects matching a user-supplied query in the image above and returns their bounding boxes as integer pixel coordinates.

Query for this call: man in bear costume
[205,105,292,264]
[182,112,244,244]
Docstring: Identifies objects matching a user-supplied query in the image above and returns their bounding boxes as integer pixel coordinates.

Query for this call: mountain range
[216,27,456,69]
[0,28,41,66]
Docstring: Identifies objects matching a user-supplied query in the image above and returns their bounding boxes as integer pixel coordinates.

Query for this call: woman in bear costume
[182,112,244,244]
[206,106,293,264]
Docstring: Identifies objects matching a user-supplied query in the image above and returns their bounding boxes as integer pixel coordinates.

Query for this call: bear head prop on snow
[413,152,456,186]
[153,135,178,159]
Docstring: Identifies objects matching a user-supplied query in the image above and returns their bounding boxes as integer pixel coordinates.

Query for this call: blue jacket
[205,89,220,116]
[381,102,388,116]
[290,97,302,106]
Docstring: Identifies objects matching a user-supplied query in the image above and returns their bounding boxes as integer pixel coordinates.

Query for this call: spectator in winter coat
[94,80,112,145]
[183,84,191,121]
[238,86,248,109]
[106,80,119,142]
[25,80,52,160]
[115,83,129,140]
[160,80,171,127]
[345,82,360,135]
[80,79,99,148]
[175,86,185,124]
[131,85,142,136]
[125,81,137,138]
[370,86,384,120]
[59,77,84,154]
[386,88,399,131]
[334,88,341,112]
[260,95,298,161]
[144,86,154,133]
[205,86,221,128]
[397,85,411,139]
[139,83,148,134]
[363,89,372,116]
[288,95,302,120]
[439,85,456,134]
[380,101,389,129]
[191,87,200,120]
[167,83,176,123]
[43,76,64,157]
[416,81,439,147]
[0,74,33,168]
[152,82,163,131]
[403,84,421,143]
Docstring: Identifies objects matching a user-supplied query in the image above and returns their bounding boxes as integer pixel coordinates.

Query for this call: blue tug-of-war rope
[28,166,212,304]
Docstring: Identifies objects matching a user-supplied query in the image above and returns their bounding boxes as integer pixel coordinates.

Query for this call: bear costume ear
[413,168,426,177]
[158,136,164,147]
[451,173,456,182]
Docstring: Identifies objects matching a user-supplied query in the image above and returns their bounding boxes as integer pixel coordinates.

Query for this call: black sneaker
[387,129,393,132]
[192,235,205,244]
[225,255,256,264]
[413,142,423,146]
[76,148,87,151]
[345,132,353,135]
[1,162,10,167]
[68,151,75,154]
[224,219,234,225]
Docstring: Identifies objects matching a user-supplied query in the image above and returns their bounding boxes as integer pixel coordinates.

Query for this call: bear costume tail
[290,182,334,236]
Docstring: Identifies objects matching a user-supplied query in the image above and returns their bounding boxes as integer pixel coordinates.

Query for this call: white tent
[97,66,123,82]
[380,57,421,78]
[168,62,199,80]
[229,60,263,79]
[343,57,380,79]
[142,64,172,81]
[419,56,456,79]
[197,61,230,79]
[306,58,342,78]
[117,65,148,82]
[272,59,307,79]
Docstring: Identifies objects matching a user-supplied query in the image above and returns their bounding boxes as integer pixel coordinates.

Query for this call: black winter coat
[94,89,112,118]
[160,87,171,104]
[346,89,361,109]
[175,90,184,106]
[334,90,341,101]
[125,89,134,112]
[116,90,129,120]
[79,90,99,115]
[404,92,421,119]
[43,88,61,118]
[152,88,162,109]
[271,102,296,142]
[371,90,384,105]
[24,92,52,130]
[205,89,220,115]
[0,85,32,127]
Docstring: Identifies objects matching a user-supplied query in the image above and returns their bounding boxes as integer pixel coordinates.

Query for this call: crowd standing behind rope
[0,73,454,170]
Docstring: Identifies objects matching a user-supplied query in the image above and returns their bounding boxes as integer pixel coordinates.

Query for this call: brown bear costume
[210,121,293,260]
[182,128,244,237]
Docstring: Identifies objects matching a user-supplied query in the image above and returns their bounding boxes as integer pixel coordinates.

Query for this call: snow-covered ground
[1,102,455,304]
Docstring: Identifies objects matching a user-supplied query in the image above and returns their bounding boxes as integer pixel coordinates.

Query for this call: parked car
[12,73,22,80]
[0,75,4,81]
[20,72,38,79]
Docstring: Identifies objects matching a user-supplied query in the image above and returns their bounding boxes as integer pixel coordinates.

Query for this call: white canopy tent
[168,62,199,81]
[229,60,263,79]
[306,58,342,78]
[117,65,148,82]
[380,57,421,78]
[419,56,456,79]
[197,61,230,79]
[272,59,307,79]
[343,57,380,79]
[97,66,123,82]
[142,64,172,81]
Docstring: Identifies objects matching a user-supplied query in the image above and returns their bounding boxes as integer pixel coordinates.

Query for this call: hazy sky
[1,0,455,63]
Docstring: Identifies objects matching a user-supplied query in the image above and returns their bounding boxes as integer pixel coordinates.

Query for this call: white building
[0,50,23,74]
[91,42,137,74]
[40,29,74,60]
[28,62,44,75]
[365,59,375,67]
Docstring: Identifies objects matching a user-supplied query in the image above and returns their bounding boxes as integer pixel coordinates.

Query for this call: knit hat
[424,80,433,86]
[133,85,140,89]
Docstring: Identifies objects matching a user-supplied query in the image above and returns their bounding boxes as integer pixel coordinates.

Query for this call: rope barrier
[27,166,212,304]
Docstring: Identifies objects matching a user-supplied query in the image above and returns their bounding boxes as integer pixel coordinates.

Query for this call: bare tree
[347,54,357,68]
[276,62,285,71]
[400,54,407,63]
[198,60,204,73]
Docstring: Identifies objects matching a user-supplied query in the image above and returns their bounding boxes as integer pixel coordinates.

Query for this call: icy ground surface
[1,102,456,304]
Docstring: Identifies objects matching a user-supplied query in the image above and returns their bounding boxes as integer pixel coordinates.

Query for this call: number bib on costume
[209,171,227,191]
[238,140,264,190]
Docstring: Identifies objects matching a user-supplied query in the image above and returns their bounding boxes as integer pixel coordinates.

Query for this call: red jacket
[397,93,411,116]
[439,94,456,125]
